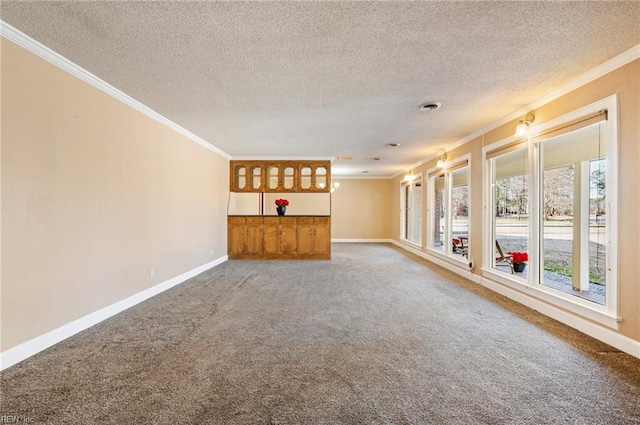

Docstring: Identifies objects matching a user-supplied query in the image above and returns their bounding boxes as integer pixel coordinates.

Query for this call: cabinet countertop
[228,215,331,217]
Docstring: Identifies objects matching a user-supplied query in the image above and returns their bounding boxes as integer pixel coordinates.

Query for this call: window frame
[481,95,619,329]
[400,173,423,247]
[427,154,471,264]
[488,144,530,280]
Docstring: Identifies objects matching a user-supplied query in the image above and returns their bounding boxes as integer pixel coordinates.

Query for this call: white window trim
[400,180,409,241]
[400,173,424,246]
[426,167,444,253]
[482,94,620,329]
[426,154,472,263]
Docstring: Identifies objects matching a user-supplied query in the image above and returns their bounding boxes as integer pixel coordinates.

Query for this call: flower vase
[513,262,526,273]
[276,205,286,216]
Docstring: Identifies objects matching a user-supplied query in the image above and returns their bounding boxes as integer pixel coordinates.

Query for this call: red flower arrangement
[275,199,289,207]
[508,252,529,264]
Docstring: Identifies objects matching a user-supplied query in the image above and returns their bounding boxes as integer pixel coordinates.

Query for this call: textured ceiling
[1,1,639,176]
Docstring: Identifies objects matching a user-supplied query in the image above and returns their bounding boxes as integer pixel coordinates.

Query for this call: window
[483,96,617,326]
[429,173,445,251]
[539,120,607,305]
[428,159,470,260]
[401,175,422,245]
[489,145,529,274]
[451,165,470,258]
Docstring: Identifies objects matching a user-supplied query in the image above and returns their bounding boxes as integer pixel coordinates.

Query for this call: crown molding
[3,19,636,172]
[392,43,640,179]
[0,21,231,160]
[390,156,436,179]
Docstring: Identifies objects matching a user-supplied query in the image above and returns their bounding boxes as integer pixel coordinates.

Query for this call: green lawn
[543,263,605,285]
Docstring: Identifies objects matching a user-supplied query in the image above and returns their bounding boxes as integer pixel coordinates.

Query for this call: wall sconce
[330,182,340,193]
[436,153,448,168]
[403,172,417,182]
[515,114,535,137]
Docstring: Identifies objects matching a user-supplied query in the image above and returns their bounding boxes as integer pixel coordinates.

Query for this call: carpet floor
[1,243,639,424]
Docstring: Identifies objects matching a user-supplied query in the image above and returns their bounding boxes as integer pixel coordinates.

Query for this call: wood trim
[531,110,607,144]
[486,141,528,160]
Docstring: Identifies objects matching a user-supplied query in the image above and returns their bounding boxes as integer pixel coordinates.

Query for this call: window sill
[426,247,471,267]
[399,239,422,250]
[480,268,620,330]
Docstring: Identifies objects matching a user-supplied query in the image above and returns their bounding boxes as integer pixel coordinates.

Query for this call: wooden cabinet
[228,159,331,260]
[231,162,265,192]
[265,164,297,191]
[228,217,263,256]
[297,217,330,257]
[313,217,331,255]
[298,163,330,192]
[230,160,330,193]
[228,216,330,259]
[263,217,297,256]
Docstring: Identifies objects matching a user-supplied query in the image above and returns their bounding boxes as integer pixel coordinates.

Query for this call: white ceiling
[1,1,638,176]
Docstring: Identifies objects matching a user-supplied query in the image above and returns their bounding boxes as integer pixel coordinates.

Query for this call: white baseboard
[331,238,393,243]
[390,239,480,283]
[391,240,640,360]
[0,255,228,371]
[480,278,640,359]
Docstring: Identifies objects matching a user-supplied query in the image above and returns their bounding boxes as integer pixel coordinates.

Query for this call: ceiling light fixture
[515,114,535,137]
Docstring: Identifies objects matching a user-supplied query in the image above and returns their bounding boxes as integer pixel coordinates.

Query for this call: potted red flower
[508,252,528,272]
[275,199,289,216]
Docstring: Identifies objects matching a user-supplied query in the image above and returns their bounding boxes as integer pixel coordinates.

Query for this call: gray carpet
[1,243,639,424]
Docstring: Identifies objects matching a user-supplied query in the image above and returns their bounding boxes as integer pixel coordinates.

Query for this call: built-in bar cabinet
[228,160,331,260]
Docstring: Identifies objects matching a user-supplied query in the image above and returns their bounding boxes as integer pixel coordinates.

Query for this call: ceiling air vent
[420,102,442,111]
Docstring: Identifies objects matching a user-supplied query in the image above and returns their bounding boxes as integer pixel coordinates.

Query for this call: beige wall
[331,179,392,239]
[1,39,229,351]
[390,59,640,342]
[2,33,637,357]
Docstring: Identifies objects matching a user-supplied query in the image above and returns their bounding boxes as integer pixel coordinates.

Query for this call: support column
[572,161,590,291]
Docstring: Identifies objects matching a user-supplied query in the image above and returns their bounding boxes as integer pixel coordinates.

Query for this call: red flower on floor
[508,252,529,264]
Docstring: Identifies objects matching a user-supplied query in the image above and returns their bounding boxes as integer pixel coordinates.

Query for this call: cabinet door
[299,165,313,190]
[314,165,329,191]
[266,165,281,191]
[263,223,280,255]
[313,224,331,255]
[297,225,314,254]
[283,165,296,190]
[245,224,263,255]
[249,165,263,191]
[228,224,246,255]
[280,224,297,254]
[231,163,248,192]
